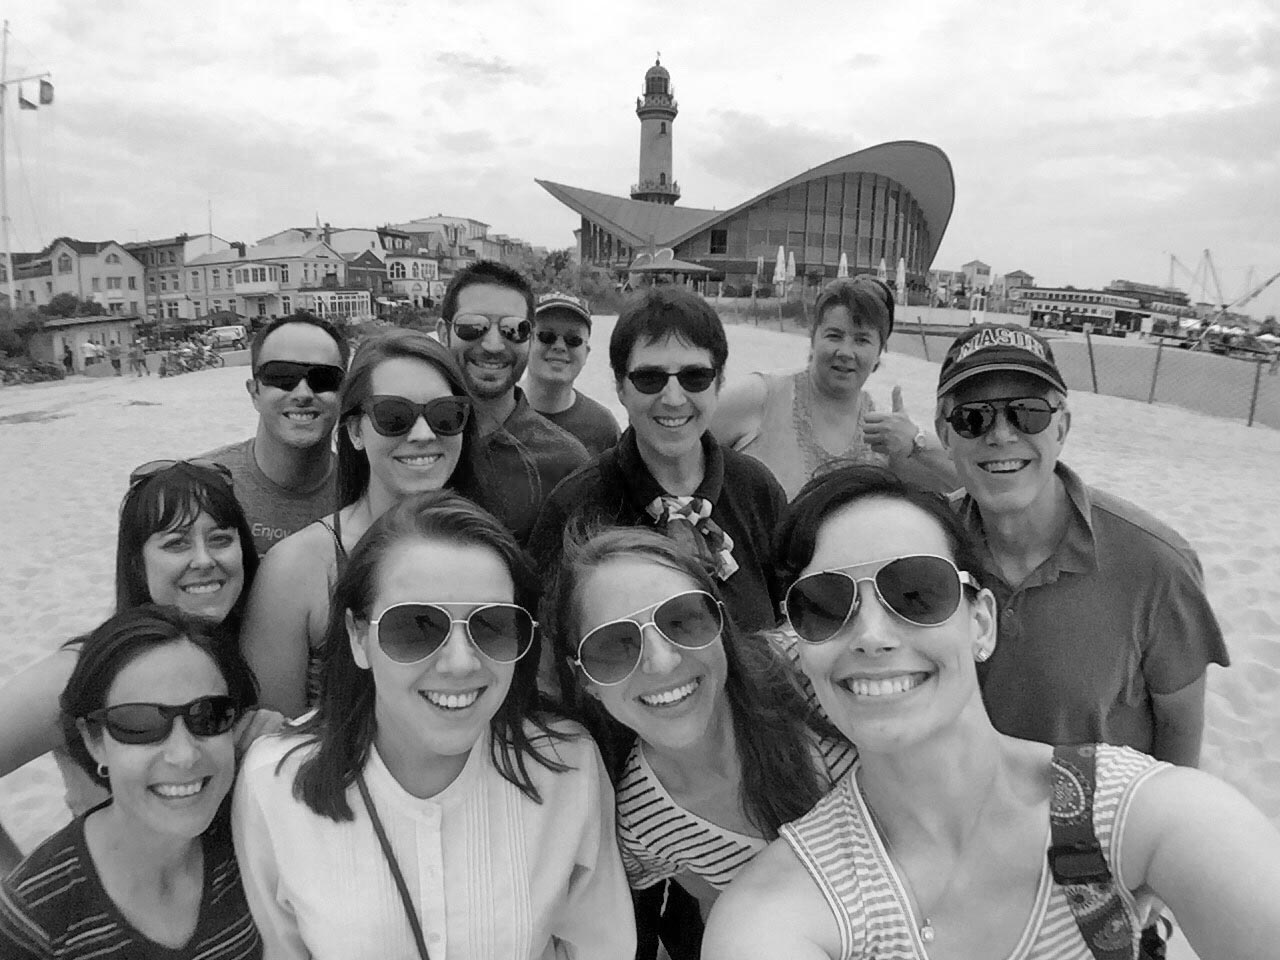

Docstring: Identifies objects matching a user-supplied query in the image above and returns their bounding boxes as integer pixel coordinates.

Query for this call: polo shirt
[527,428,786,634]
[200,437,335,555]
[957,462,1229,752]
[537,391,621,457]
[470,388,590,546]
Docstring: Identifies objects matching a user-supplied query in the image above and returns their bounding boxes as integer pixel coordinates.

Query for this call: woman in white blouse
[233,491,634,960]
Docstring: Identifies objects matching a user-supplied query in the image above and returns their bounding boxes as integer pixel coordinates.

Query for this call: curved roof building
[538,63,955,290]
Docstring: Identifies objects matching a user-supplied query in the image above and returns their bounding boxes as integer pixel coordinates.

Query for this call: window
[659,173,666,186]
[660,122,666,134]
[167,251,176,264]
[57,254,72,274]
[212,300,222,312]
[160,275,169,292]
[709,229,728,255]
[130,301,139,314]
[106,253,120,264]
[46,281,53,294]
[281,265,289,283]
[148,277,157,294]
[166,302,180,319]
[390,261,406,279]
[92,277,101,291]
[191,272,200,290]
[109,302,123,314]
[212,269,220,289]
[128,276,137,290]
[281,296,292,314]
[107,277,122,290]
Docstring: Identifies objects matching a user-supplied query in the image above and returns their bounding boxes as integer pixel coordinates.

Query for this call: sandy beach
[2,319,1276,957]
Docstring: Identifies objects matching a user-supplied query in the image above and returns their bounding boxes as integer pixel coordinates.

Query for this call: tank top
[305,513,350,705]
[735,370,886,500]
[781,745,1165,959]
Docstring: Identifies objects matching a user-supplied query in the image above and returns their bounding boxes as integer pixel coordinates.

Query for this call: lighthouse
[630,57,680,205]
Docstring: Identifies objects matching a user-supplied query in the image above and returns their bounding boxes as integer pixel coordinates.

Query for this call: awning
[376,298,396,305]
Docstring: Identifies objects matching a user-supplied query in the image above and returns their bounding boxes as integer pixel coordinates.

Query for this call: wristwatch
[910,429,928,457]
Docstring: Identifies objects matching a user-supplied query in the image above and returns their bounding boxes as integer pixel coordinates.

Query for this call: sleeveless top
[781,745,1165,960]
[734,370,886,500]
[617,731,857,892]
[304,514,350,705]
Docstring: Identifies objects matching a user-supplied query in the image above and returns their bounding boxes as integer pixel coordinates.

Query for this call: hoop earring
[96,763,109,779]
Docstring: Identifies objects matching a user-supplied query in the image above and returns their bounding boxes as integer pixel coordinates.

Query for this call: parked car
[207,325,248,350]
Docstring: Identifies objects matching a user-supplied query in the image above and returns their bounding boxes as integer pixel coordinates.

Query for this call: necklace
[857,776,938,944]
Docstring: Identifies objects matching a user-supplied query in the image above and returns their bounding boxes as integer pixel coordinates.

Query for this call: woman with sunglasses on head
[239,329,482,717]
[547,526,855,960]
[529,286,787,640]
[0,605,262,959]
[233,491,634,959]
[712,276,956,498]
[0,459,262,876]
[703,465,1280,960]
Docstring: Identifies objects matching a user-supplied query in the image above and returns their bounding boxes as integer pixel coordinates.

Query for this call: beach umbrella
[837,252,849,278]
[772,246,786,286]
[786,252,796,282]
[896,257,907,303]
[1259,333,1280,342]
[877,258,888,282]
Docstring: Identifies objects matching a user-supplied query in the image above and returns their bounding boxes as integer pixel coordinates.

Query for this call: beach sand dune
[2,320,1274,959]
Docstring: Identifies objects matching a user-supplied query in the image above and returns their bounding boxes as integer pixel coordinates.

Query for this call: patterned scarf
[644,495,739,581]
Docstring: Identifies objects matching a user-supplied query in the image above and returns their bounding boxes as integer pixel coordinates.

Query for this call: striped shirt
[0,816,261,960]
[781,744,1165,960]
[618,731,858,892]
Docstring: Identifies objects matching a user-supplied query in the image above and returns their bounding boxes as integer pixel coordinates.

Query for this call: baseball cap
[936,323,1068,397]
[535,291,591,330]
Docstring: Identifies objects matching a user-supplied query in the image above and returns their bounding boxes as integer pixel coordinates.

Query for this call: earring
[974,648,990,663]
[96,763,108,779]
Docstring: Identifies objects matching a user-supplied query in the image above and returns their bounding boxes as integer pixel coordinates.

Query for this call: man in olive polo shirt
[935,323,1228,766]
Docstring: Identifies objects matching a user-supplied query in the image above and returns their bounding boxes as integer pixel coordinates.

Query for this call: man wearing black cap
[524,291,620,456]
[935,323,1228,767]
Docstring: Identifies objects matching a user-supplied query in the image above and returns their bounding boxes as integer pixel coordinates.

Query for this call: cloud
[438,52,526,79]
[690,110,852,194]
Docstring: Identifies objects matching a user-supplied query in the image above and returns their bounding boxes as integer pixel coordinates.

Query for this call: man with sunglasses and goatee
[200,312,349,555]
[935,323,1228,767]
[437,261,589,545]
[523,291,620,456]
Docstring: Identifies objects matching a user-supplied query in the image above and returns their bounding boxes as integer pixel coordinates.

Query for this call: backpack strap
[1048,744,1137,960]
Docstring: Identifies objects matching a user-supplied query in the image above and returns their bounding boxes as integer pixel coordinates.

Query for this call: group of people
[62,338,150,376]
[1,259,1277,960]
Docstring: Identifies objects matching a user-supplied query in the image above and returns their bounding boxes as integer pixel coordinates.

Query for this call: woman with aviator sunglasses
[547,526,854,960]
[233,492,634,959]
[240,329,483,716]
[703,465,1280,960]
[0,459,264,875]
[0,605,263,958]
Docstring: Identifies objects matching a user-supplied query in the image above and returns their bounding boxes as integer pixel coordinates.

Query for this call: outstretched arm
[710,374,768,451]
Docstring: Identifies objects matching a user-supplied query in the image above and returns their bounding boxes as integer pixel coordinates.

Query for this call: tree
[39,293,104,318]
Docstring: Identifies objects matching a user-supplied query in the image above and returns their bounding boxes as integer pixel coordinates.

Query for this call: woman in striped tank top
[547,527,857,959]
[704,465,1280,960]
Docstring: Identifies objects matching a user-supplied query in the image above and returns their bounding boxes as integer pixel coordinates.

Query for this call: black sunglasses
[86,695,242,746]
[369,602,537,664]
[255,360,346,394]
[573,590,724,686]
[129,459,234,490]
[626,366,718,395]
[451,314,532,344]
[945,397,1061,439]
[360,395,471,438]
[784,555,979,644]
[535,330,586,349]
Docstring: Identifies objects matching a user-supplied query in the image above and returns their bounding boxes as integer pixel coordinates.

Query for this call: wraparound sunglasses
[85,695,242,745]
[255,360,346,394]
[626,366,718,395]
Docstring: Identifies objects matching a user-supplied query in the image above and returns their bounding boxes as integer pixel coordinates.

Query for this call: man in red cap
[935,323,1228,766]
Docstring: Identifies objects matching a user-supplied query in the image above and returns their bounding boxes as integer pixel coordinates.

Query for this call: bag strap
[356,772,431,960]
[1048,744,1136,960]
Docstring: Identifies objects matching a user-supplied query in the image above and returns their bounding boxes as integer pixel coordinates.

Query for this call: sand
[2,319,1275,958]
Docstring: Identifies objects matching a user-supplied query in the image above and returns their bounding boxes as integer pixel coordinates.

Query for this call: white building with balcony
[186,240,349,320]
[6,238,146,315]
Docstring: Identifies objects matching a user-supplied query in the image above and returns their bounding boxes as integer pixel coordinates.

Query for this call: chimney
[323,222,332,243]
[234,242,246,258]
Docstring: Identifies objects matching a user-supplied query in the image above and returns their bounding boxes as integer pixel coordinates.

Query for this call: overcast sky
[8,0,1279,316]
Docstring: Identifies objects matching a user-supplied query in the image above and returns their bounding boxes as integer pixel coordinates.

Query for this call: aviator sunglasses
[450,314,533,345]
[255,360,346,394]
[369,602,536,665]
[625,366,718,395]
[572,589,724,686]
[86,695,242,746]
[535,329,586,349]
[783,554,979,644]
[945,397,1061,440]
[360,395,472,438]
[129,458,233,490]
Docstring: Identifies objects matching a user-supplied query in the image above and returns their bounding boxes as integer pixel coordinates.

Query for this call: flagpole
[1,20,13,312]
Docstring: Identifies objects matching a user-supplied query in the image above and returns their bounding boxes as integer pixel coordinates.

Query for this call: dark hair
[115,463,260,635]
[250,311,350,371]
[810,277,895,348]
[546,526,845,840]
[288,491,569,821]
[608,287,729,383]
[335,329,480,509]
[775,465,984,593]
[61,604,259,790]
[440,260,534,325]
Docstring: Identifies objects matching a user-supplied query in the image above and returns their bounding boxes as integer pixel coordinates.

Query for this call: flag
[18,90,37,110]
[39,80,54,105]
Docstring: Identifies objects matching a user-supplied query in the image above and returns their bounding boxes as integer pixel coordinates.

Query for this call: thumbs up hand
[863,384,920,462]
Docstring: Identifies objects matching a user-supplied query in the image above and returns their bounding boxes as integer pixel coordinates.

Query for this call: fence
[890,325,1280,429]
